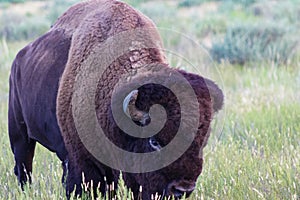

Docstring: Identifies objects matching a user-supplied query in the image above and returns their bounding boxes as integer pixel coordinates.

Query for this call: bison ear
[204,78,224,113]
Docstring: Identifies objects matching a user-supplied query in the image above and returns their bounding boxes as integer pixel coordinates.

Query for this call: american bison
[8,0,224,199]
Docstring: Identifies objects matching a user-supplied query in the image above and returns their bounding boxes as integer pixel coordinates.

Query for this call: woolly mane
[55,0,168,196]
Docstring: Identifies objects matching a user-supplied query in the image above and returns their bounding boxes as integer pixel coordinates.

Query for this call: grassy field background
[0,0,299,199]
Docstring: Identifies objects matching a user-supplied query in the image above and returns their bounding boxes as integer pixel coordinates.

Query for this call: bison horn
[123,90,150,126]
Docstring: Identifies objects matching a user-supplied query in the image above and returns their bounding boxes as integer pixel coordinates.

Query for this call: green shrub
[0,0,48,2]
[251,1,300,25]
[123,0,150,7]
[0,12,49,41]
[179,0,256,8]
[138,2,176,25]
[227,0,256,6]
[0,0,80,38]
[0,0,25,3]
[47,0,79,24]
[178,0,203,7]
[194,17,228,37]
[210,23,299,65]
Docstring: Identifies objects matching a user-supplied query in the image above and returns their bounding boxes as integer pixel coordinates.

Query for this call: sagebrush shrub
[210,23,298,65]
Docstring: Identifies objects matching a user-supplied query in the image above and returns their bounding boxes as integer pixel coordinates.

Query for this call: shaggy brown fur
[8,0,223,199]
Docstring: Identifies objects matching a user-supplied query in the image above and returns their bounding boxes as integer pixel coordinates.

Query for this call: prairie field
[0,0,299,199]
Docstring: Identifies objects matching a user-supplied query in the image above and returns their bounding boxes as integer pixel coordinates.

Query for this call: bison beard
[8,0,224,199]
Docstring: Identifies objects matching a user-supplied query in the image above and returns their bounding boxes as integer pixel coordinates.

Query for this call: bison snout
[166,180,196,199]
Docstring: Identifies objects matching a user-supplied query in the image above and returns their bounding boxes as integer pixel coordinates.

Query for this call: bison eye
[149,137,162,151]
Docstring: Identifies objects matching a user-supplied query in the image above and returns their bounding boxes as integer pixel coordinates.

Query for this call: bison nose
[167,181,196,199]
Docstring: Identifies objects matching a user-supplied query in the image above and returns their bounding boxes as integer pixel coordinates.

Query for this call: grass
[200,103,300,200]
[0,0,299,199]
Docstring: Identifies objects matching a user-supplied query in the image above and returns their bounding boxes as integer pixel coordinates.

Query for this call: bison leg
[13,139,36,189]
[8,107,36,189]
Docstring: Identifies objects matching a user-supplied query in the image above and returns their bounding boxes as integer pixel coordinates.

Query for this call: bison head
[96,63,224,199]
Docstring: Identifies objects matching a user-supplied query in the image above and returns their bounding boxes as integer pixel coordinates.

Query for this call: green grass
[1,40,299,200]
[199,103,300,200]
[0,0,299,199]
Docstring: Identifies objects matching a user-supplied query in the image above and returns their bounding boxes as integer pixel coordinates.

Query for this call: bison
[8,0,224,199]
